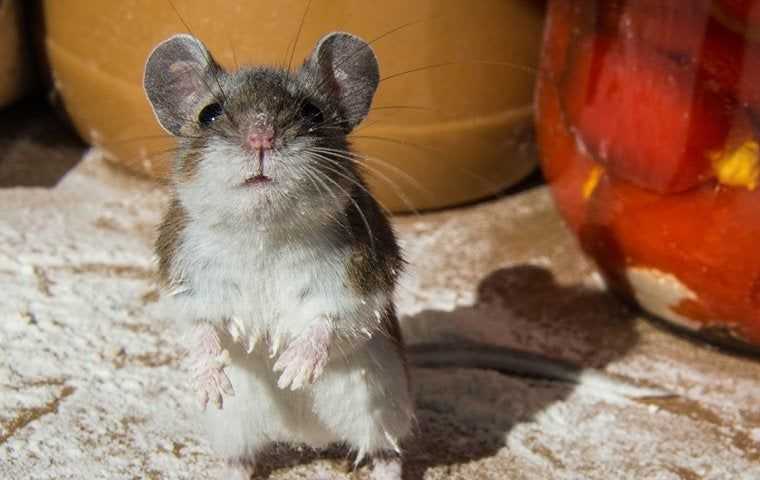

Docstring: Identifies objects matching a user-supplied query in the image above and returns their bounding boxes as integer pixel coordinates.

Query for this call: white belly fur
[163,220,413,458]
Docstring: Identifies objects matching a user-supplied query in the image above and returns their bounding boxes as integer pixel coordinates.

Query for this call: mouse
[143,32,671,479]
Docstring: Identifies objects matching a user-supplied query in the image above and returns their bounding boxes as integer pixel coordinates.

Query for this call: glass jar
[536,0,760,350]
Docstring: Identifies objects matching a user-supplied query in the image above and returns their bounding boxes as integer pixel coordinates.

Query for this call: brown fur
[155,196,188,288]
[340,181,408,374]
[343,183,404,298]
[380,303,409,379]
[175,138,205,183]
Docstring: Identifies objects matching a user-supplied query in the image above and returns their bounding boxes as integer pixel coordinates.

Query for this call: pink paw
[186,323,235,410]
[191,349,234,410]
[273,322,331,390]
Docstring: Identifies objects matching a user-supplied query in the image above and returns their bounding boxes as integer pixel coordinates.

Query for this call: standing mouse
[146,31,413,479]
[144,32,669,480]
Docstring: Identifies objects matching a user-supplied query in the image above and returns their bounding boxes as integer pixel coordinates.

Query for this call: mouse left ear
[301,32,379,131]
[144,34,224,136]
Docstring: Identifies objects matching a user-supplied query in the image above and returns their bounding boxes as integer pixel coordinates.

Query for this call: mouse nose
[248,126,274,151]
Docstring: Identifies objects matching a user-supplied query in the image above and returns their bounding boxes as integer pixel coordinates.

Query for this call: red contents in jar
[599,0,713,56]
[605,1,760,112]
[536,0,760,348]
[561,35,733,193]
[586,175,760,344]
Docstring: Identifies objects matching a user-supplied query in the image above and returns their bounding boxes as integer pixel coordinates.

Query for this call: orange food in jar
[537,0,760,349]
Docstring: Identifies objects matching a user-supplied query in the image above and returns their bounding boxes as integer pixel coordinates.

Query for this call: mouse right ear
[143,34,223,136]
[301,32,379,131]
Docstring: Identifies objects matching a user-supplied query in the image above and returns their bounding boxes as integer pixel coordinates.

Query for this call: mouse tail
[406,342,674,399]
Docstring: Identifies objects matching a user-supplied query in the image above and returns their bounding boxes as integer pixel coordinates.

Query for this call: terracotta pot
[40,0,544,212]
[536,0,760,350]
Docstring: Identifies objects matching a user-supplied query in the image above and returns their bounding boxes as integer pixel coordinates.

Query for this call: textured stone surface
[1,151,759,479]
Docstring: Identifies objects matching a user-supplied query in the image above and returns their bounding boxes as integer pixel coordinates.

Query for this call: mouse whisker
[225,33,240,71]
[307,15,445,96]
[165,0,239,129]
[306,148,422,217]
[303,151,394,219]
[294,166,353,248]
[285,0,314,72]
[309,146,424,192]
[348,135,501,191]
[317,139,498,201]
[327,59,538,109]
[291,156,332,196]
[294,163,351,232]
[305,125,349,138]
[369,105,443,114]
[357,104,458,126]
[377,60,535,86]
[101,133,206,147]
[115,145,199,170]
[309,146,430,203]
[304,162,376,253]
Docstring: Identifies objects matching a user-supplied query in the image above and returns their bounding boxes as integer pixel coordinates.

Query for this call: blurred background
[1,0,544,210]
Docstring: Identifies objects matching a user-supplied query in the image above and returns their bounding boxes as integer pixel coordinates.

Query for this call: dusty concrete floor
[0,111,759,479]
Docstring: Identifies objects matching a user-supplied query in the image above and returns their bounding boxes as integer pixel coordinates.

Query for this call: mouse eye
[198,102,223,127]
[300,99,324,129]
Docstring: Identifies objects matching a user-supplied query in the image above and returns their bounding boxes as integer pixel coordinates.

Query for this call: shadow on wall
[249,264,639,479]
[0,98,84,188]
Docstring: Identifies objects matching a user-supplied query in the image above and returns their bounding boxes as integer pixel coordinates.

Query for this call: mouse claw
[227,316,246,342]
[193,366,234,410]
[275,365,296,390]
[212,349,231,369]
[269,336,281,358]
[246,335,257,354]
[198,389,209,411]
[211,390,223,410]
[218,369,235,396]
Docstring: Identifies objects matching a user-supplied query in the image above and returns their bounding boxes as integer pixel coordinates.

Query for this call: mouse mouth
[243,174,272,186]
[241,149,274,187]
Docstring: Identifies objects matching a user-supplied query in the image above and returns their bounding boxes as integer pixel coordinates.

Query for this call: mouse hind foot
[222,456,257,480]
[368,452,402,480]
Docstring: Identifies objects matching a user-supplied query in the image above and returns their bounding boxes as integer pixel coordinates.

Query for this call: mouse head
[143,32,379,225]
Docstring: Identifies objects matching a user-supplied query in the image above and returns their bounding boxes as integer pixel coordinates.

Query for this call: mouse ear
[143,34,223,136]
[302,32,379,131]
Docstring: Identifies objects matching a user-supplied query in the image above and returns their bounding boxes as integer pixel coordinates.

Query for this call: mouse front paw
[190,349,235,410]
[186,322,235,410]
[273,320,331,391]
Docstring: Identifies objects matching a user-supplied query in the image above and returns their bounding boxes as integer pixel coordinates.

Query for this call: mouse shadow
[398,264,640,480]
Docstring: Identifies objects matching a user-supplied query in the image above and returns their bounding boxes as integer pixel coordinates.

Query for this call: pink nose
[248,127,274,151]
